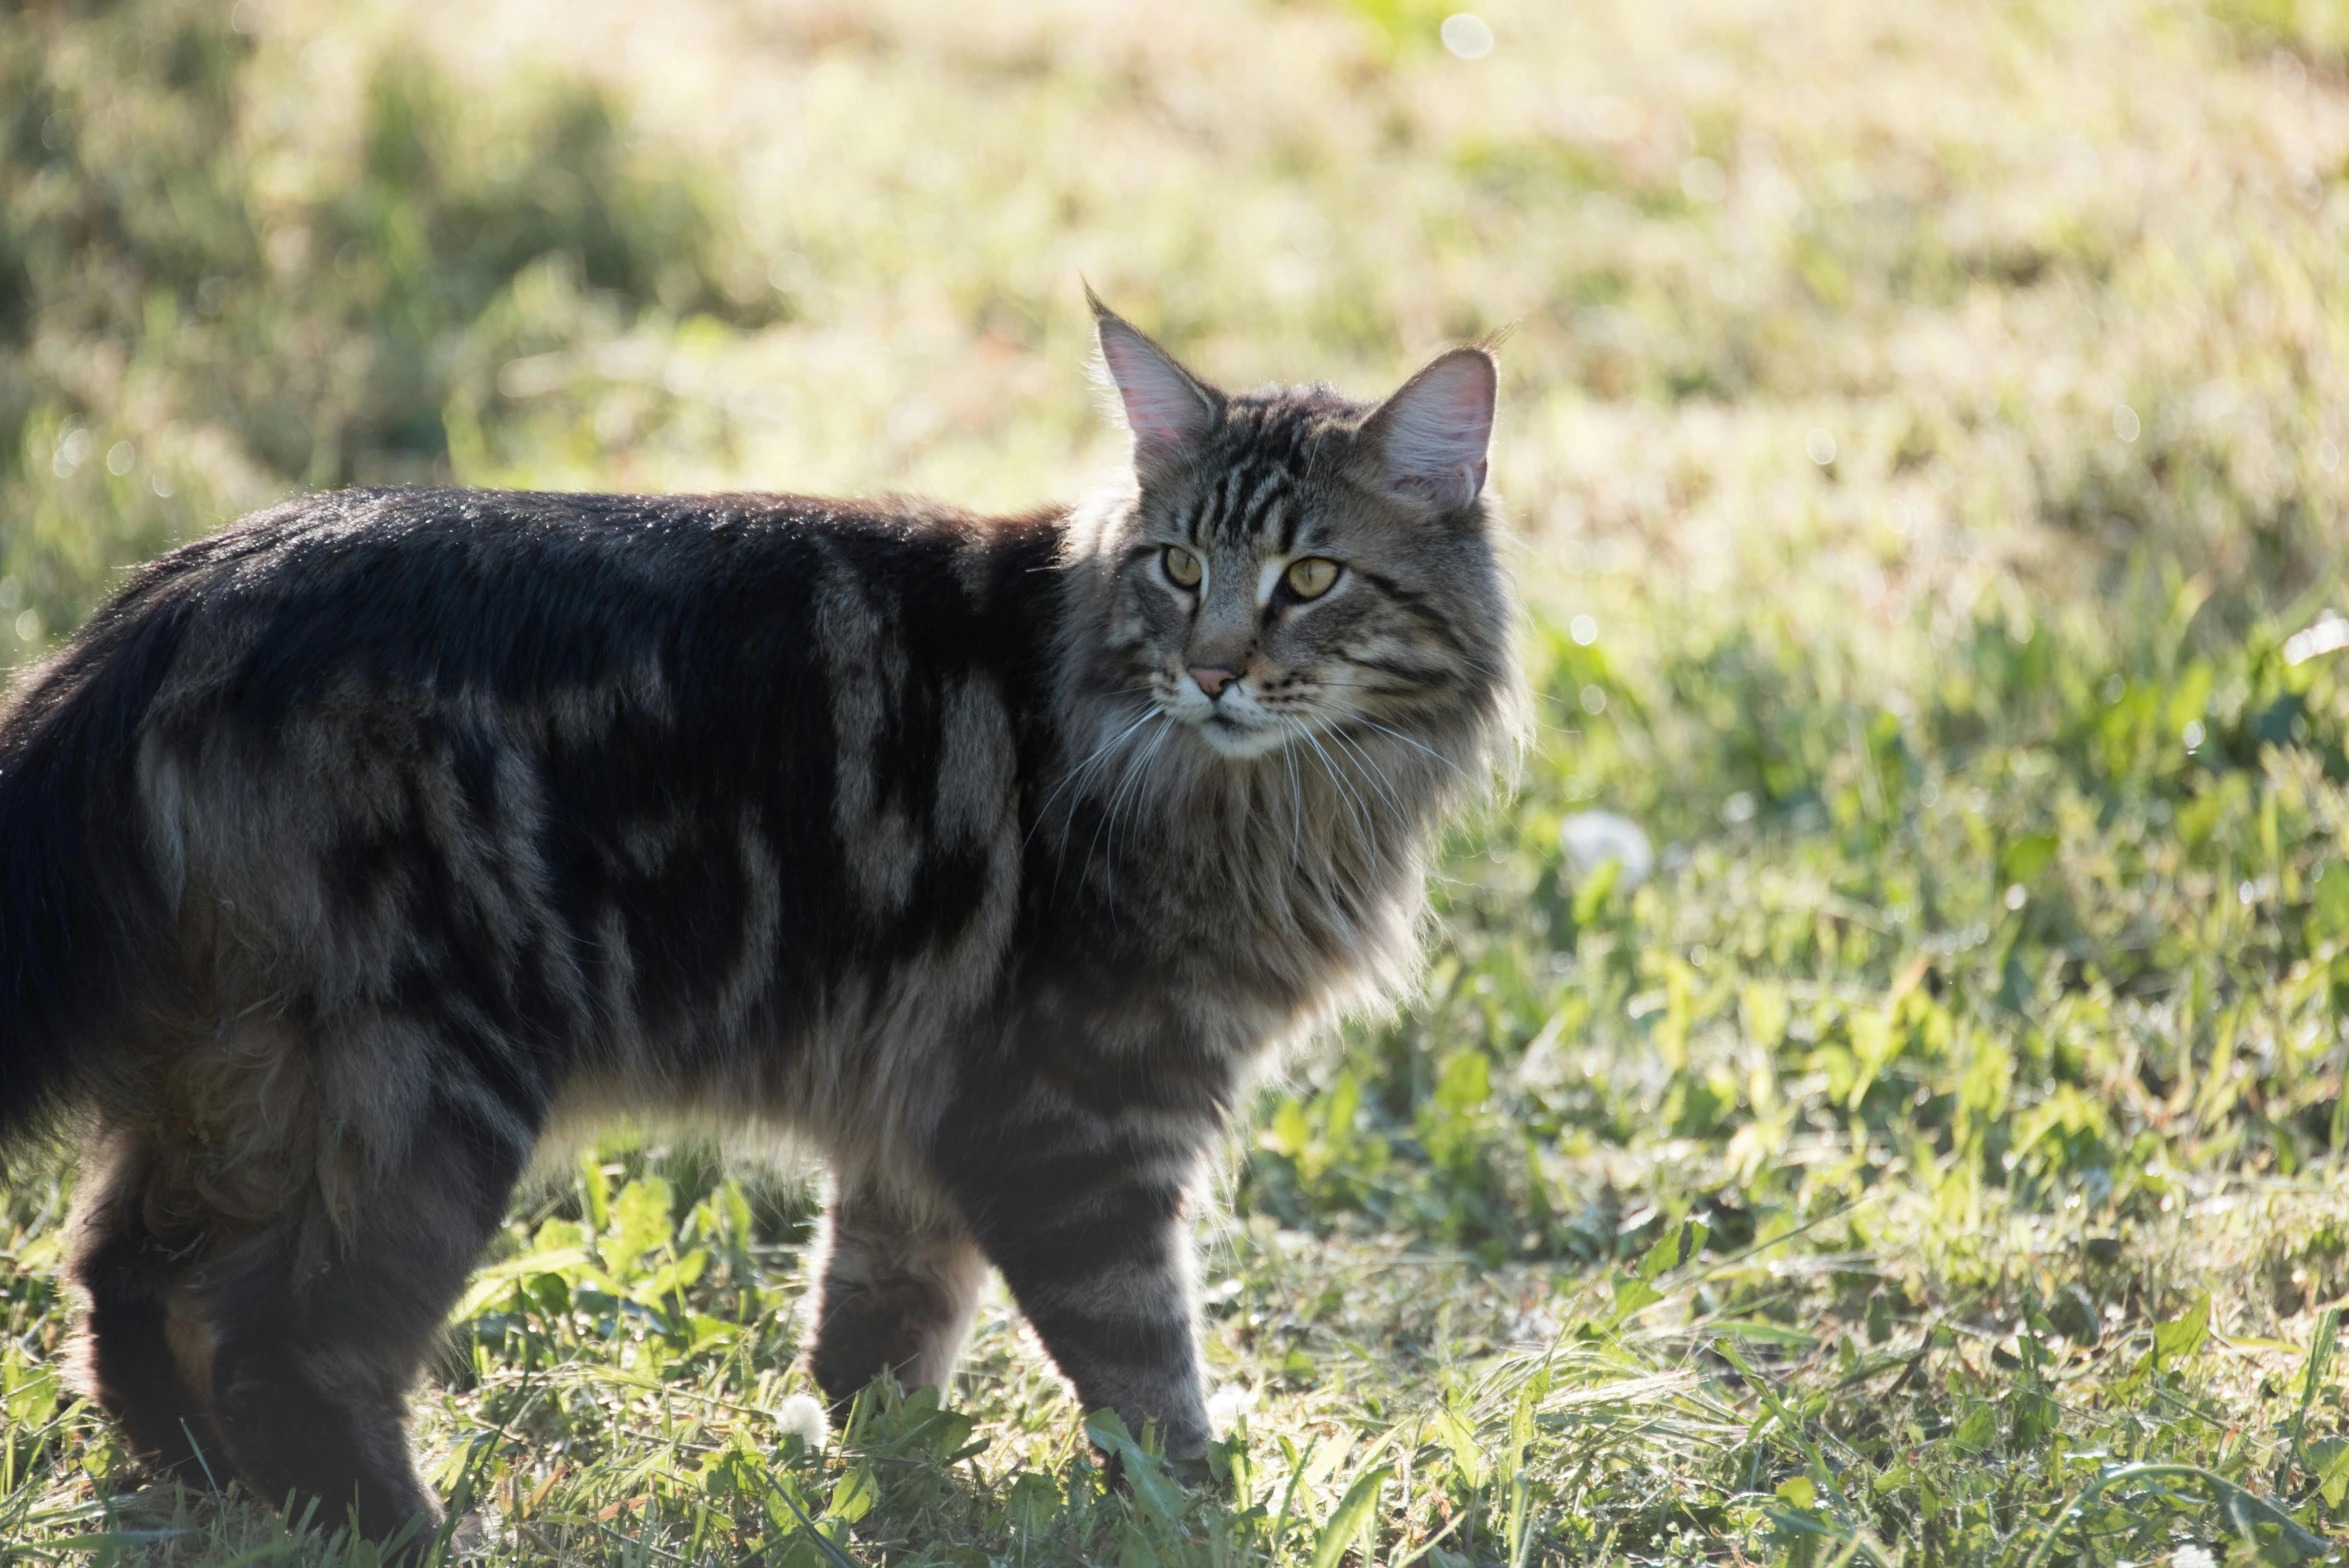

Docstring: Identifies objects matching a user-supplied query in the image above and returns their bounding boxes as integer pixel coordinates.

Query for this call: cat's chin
[1187,715,1293,760]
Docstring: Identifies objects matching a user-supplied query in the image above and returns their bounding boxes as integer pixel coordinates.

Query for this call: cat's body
[0,301,1516,1540]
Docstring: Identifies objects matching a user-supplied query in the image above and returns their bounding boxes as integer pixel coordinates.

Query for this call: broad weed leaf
[601,1176,676,1277]
[1639,1220,1710,1282]
[2149,1292,2212,1370]
[2309,1437,2349,1508]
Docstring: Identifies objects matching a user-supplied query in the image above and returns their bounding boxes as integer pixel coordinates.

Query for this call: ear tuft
[1359,347,1497,513]
[1089,291,1218,473]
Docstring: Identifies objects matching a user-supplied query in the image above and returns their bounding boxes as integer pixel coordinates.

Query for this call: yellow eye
[1284,557,1340,600]
[1163,545,1202,588]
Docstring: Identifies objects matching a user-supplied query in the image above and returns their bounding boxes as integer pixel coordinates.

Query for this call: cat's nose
[1188,665,1240,699]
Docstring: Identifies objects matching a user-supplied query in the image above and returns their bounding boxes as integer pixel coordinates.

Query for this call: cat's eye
[1163,545,1203,589]
[1284,557,1341,601]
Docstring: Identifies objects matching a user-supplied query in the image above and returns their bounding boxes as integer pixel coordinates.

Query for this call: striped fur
[0,303,1519,1539]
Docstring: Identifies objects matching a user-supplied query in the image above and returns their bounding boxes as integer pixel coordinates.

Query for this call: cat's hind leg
[807,1178,989,1415]
[67,1130,229,1486]
[189,1083,532,1544]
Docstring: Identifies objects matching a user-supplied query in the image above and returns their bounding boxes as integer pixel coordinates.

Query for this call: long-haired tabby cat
[0,293,1518,1540]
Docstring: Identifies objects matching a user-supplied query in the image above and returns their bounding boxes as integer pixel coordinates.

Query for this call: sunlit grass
[4,0,2349,1562]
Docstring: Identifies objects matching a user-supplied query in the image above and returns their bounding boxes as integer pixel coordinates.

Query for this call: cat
[0,293,1519,1542]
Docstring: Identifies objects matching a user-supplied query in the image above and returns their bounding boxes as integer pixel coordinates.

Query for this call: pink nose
[1188,665,1240,699]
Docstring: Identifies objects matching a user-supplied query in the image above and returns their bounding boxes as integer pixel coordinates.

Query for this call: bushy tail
[0,587,194,1156]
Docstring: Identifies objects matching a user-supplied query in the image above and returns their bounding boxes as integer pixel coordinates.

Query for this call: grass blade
[1307,1465,1389,1568]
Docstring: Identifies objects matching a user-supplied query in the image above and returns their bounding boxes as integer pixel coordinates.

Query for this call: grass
[5,0,2349,1561]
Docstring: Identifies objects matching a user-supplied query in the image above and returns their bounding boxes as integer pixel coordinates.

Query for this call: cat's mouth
[1157,667,1305,759]
[1189,706,1292,760]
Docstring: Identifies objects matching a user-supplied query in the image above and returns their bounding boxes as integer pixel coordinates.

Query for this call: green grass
[5,0,2349,1562]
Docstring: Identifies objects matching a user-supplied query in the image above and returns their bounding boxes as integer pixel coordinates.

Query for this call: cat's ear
[1089,289,1219,478]
[1355,346,1497,514]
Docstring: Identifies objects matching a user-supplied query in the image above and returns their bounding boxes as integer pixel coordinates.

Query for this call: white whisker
[1281,737,1304,866]
[1105,719,1174,893]
[1288,718,1379,867]
[1086,711,1170,901]
[1030,706,1159,849]
[1325,725,1408,817]
[1343,715,1474,779]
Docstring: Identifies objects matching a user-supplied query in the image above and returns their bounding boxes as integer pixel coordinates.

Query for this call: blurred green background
[6,1,2349,1563]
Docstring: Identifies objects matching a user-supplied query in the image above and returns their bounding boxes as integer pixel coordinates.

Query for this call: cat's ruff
[0,298,1521,1543]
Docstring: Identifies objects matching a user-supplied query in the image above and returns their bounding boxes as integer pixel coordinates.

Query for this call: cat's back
[116,486,1061,729]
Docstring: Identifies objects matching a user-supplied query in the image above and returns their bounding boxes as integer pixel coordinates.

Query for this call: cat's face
[1087,303,1506,762]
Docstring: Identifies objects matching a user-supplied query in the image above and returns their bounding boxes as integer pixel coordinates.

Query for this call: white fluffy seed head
[773,1390,831,1448]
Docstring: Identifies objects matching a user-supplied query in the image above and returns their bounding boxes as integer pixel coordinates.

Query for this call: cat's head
[1070,293,1513,766]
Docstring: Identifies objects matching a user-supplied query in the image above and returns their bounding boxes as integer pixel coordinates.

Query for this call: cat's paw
[438,1509,503,1562]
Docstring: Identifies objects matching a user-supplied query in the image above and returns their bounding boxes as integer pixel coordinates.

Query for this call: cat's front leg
[932,1076,1214,1459]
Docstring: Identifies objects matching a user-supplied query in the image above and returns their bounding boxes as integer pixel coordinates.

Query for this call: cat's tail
[0,581,195,1158]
